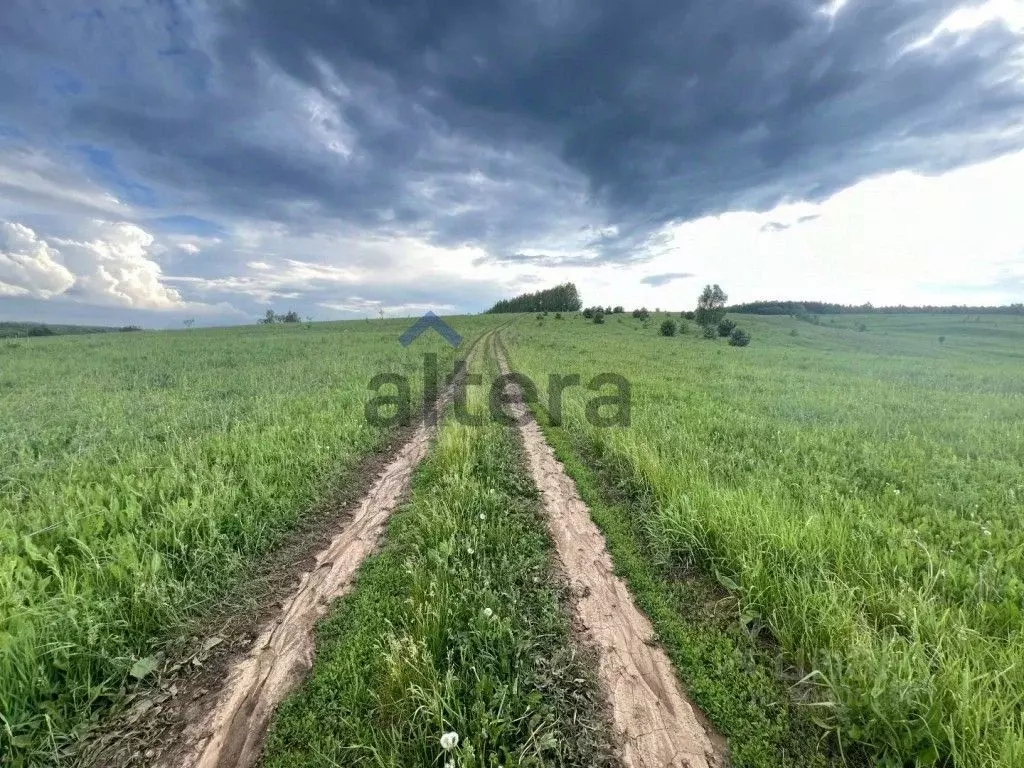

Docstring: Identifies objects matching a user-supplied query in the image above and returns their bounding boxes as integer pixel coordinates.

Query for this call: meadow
[0,316,494,764]
[506,311,1024,767]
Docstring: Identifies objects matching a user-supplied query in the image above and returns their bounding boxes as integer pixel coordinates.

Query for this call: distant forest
[0,322,138,339]
[487,282,583,313]
[728,301,1024,316]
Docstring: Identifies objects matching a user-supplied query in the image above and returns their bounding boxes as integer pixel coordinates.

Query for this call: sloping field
[505,311,1024,767]
[0,317,496,763]
[3,311,1021,768]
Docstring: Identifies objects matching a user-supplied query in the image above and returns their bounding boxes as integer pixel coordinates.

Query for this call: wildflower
[467,546,475,555]
[441,731,459,751]
[479,513,486,521]
[483,607,493,618]
[893,489,901,495]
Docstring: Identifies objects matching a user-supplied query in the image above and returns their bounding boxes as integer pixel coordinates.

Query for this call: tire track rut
[158,331,491,768]
[495,333,728,768]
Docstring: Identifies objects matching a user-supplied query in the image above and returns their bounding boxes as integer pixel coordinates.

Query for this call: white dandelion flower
[440,731,459,751]
[483,607,493,618]
[479,513,486,521]
[467,546,475,555]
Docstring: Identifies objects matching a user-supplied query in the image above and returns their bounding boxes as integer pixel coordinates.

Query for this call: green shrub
[702,324,717,339]
[593,311,605,324]
[555,312,563,320]
[717,318,737,337]
[582,307,595,319]
[728,328,751,346]
[659,319,676,337]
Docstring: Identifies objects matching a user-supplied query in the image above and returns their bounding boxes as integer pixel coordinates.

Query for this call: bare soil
[495,337,729,768]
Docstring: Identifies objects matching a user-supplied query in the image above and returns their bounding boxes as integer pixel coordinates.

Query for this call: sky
[1,0,1022,327]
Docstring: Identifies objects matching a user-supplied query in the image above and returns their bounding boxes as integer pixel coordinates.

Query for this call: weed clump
[717,318,737,337]
[659,319,676,337]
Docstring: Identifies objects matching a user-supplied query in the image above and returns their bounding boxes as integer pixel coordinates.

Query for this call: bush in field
[729,328,751,346]
[717,318,737,337]
[857,323,867,332]
[681,310,695,320]
[613,305,625,314]
[555,312,563,320]
[632,307,650,320]
[659,319,676,336]
[677,319,689,334]
[593,310,605,324]
[939,335,945,343]
[702,324,717,339]
[27,326,55,337]
[582,307,595,319]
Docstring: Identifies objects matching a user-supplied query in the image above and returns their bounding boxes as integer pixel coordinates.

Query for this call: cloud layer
[0,0,1022,324]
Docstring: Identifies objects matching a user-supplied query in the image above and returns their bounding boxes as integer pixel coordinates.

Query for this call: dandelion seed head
[440,731,459,751]
[483,607,493,618]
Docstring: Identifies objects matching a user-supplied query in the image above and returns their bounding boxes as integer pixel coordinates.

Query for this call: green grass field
[506,311,1024,767]
[2,309,1021,767]
[0,317,495,764]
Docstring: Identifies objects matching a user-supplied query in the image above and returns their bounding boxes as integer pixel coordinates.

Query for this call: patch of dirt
[495,336,729,768]
[83,332,489,768]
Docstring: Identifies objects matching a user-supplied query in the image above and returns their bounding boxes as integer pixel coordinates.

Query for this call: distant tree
[281,311,301,323]
[593,310,605,324]
[27,325,55,337]
[183,318,195,329]
[487,282,582,313]
[613,305,624,314]
[632,307,650,320]
[659,319,676,337]
[717,318,737,337]
[261,309,277,325]
[728,328,751,347]
[582,307,595,319]
[695,284,728,330]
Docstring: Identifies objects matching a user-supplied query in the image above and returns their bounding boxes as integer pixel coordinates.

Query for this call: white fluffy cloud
[0,222,76,298]
[0,220,185,309]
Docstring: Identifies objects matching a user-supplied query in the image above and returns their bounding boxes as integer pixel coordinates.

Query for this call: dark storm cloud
[640,272,696,287]
[1,0,1023,272]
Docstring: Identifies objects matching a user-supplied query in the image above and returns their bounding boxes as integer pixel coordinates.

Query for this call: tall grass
[507,312,1024,767]
[0,318,488,764]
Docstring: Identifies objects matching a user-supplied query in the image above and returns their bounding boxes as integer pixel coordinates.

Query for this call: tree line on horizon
[729,300,1024,316]
[486,282,583,313]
